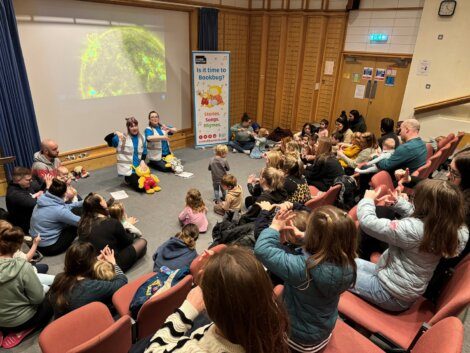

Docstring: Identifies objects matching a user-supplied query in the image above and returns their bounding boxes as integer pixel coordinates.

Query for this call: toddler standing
[178,189,208,233]
[208,144,230,202]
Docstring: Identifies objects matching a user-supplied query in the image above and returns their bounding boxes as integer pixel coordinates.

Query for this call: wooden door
[365,58,411,135]
[334,55,411,136]
[334,56,375,122]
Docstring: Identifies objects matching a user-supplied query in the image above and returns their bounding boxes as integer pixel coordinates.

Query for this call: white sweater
[145,301,245,353]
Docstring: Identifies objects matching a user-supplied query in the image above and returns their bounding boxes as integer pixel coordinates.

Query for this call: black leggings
[124,174,145,193]
[0,298,53,334]
[116,238,148,272]
[148,159,173,173]
[38,226,77,256]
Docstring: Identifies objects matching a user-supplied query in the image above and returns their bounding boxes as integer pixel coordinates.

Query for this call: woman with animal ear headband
[104,117,148,192]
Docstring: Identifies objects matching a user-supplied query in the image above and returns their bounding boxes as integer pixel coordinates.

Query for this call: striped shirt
[145,300,245,353]
[287,334,331,353]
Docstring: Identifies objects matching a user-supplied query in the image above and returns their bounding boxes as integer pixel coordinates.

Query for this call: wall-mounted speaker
[346,0,360,10]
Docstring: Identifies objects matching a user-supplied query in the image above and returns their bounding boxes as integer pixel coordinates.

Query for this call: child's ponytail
[176,223,199,250]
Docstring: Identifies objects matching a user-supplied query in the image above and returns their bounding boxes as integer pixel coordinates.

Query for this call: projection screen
[14,0,191,151]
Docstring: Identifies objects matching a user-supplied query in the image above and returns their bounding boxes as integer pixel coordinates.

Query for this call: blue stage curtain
[0,0,41,172]
[198,8,219,51]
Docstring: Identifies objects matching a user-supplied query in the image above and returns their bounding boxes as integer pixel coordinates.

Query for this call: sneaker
[232,149,237,153]
[243,150,250,155]
[2,327,35,349]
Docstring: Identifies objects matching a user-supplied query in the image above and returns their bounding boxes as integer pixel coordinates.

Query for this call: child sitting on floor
[355,138,396,174]
[250,128,269,159]
[214,174,243,216]
[318,119,329,138]
[178,189,208,233]
[108,201,142,238]
[208,144,230,203]
[152,223,199,271]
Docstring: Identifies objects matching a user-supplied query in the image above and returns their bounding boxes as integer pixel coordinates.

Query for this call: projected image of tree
[80,26,166,99]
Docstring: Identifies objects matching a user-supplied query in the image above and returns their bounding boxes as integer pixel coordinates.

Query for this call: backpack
[0,208,9,221]
[267,127,293,142]
[129,266,190,319]
[333,175,358,210]
[211,220,255,248]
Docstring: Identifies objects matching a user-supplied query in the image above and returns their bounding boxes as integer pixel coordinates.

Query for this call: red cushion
[112,272,156,316]
[324,320,384,353]
[338,292,435,348]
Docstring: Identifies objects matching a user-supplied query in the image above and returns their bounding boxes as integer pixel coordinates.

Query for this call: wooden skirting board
[0,130,194,196]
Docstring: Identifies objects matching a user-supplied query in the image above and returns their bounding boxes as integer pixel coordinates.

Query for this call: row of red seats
[39,253,466,353]
[38,245,227,353]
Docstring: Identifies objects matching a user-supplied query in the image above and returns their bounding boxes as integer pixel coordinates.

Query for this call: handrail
[414,94,470,114]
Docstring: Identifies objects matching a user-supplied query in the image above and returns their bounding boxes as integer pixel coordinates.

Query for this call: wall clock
[439,0,457,16]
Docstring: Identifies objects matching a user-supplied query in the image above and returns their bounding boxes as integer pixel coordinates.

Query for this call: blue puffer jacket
[254,227,355,345]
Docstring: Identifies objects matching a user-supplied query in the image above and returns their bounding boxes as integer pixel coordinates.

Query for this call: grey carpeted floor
[0,147,467,352]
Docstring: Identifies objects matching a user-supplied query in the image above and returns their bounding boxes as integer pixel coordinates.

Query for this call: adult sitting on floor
[31,139,61,180]
[77,193,147,272]
[49,242,128,318]
[6,167,52,233]
[228,112,255,154]
[105,117,148,192]
[0,226,53,348]
[145,110,178,173]
[29,178,83,256]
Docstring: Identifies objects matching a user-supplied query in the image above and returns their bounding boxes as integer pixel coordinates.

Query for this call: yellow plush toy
[162,154,175,168]
[133,164,161,194]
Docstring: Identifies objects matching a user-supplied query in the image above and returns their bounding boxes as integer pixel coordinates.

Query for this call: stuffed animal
[133,164,161,194]
[73,166,89,179]
[162,154,184,174]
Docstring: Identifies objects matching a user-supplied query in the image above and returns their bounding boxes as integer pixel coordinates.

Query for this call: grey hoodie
[31,151,61,178]
[0,257,44,328]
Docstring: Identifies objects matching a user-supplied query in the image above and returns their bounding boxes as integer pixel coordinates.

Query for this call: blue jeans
[213,183,226,201]
[349,258,412,312]
[228,140,255,153]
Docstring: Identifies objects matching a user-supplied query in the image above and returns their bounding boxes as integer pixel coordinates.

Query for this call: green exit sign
[369,33,389,43]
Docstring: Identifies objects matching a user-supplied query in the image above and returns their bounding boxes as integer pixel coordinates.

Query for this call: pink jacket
[178,206,208,233]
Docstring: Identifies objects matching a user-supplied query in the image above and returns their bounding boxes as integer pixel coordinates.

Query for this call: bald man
[377,118,427,174]
[31,139,61,180]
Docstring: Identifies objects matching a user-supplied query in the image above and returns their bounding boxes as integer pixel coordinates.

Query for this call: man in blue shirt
[377,118,427,174]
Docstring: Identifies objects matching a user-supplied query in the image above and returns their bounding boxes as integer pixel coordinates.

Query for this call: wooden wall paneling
[294,16,325,131]
[218,12,225,50]
[256,14,269,125]
[279,15,303,130]
[290,14,308,130]
[245,15,263,120]
[314,15,346,122]
[218,12,249,125]
[272,15,288,128]
[261,15,283,129]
